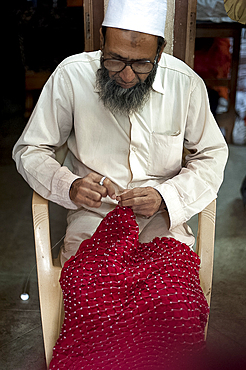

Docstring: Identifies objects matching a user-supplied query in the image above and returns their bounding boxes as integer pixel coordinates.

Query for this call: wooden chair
[32,0,216,367]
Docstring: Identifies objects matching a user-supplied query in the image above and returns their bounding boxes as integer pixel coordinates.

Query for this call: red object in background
[194,38,231,100]
[50,206,209,370]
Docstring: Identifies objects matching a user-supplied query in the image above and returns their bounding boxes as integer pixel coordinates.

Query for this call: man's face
[96,27,163,116]
[103,27,159,88]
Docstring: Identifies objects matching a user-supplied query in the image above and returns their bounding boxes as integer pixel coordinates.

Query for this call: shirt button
[131,146,137,152]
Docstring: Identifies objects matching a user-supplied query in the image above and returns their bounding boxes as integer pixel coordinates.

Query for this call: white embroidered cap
[102,0,167,38]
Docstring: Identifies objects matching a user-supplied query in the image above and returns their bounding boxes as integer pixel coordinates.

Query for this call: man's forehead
[107,50,151,62]
[105,28,158,55]
[106,28,157,43]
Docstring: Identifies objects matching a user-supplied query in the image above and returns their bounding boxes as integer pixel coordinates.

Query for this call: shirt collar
[152,65,165,95]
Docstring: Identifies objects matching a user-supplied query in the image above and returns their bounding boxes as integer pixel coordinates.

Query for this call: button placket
[128,115,139,184]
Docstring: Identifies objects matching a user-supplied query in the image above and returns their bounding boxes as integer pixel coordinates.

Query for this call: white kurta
[13,51,228,263]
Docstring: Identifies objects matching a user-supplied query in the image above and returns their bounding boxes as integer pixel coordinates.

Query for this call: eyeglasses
[102,55,158,74]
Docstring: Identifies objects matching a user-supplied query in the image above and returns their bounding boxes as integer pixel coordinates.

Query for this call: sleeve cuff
[154,182,186,229]
[51,166,81,210]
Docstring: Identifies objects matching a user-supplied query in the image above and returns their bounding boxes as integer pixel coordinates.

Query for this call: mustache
[96,60,158,116]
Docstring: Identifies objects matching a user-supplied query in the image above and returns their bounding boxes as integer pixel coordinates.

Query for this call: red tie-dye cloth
[50,206,209,370]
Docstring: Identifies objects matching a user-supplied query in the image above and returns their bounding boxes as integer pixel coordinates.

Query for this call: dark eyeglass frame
[102,53,159,74]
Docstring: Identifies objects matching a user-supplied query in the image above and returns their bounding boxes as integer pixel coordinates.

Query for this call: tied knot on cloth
[50,206,209,370]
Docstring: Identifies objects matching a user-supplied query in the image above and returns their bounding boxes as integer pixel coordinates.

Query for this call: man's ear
[99,27,104,51]
[157,40,167,63]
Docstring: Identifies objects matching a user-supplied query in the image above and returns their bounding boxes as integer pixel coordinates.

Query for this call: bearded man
[13,0,227,265]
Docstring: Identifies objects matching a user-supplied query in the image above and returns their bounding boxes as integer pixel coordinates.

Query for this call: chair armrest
[32,191,53,270]
[196,199,216,307]
[32,191,63,368]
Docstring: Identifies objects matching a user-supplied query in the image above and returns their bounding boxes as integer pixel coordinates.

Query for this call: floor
[0,98,246,370]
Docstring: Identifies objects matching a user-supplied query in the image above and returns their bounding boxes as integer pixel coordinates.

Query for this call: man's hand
[116,187,165,218]
[69,173,116,208]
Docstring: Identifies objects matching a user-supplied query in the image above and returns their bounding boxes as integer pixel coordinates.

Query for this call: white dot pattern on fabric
[49,206,209,370]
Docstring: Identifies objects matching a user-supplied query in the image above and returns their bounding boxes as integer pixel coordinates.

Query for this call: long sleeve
[154,77,228,229]
[13,64,80,209]
[13,51,228,222]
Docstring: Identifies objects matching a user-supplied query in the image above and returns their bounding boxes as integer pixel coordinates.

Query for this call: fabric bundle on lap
[50,206,209,370]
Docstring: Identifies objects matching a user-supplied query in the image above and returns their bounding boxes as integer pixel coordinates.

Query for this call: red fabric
[194,38,231,100]
[50,206,209,370]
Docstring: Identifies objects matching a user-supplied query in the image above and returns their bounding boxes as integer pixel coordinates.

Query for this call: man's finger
[117,188,146,201]
[93,183,108,197]
[116,187,164,218]
[91,174,116,199]
[100,177,116,200]
[71,186,102,206]
[119,196,146,208]
[70,174,117,207]
[84,197,102,208]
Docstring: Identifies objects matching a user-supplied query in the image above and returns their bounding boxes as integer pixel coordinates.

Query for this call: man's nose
[118,65,136,83]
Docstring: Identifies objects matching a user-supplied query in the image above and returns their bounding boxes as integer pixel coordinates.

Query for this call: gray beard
[96,60,158,116]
